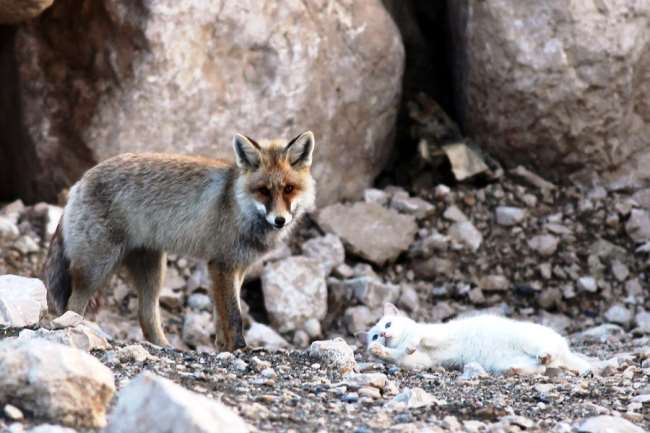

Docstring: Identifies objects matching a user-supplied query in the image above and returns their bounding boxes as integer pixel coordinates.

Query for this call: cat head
[358,303,415,349]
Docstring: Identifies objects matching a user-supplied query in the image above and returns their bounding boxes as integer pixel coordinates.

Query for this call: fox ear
[284,131,315,168]
[383,303,399,316]
[233,134,261,169]
[356,332,369,346]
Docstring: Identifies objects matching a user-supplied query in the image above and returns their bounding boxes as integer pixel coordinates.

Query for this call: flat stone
[105,371,248,433]
[390,194,435,219]
[245,322,289,350]
[301,234,345,276]
[0,216,20,241]
[604,303,633,327]
[347,276,400,309]
[316,202,417,265]
[625,209,650,242]
[574,324,625,344]
[0,339,114,428]
[15,324,111,352]
[261,256,327,333]
[634,310,650,333]
[577,415,646,433]
[577,276,598,293]
[0,275,47,328]
[443,205,468,222]
[363,188,390,206]
[528,234,559,257]
[448,221,483,252]
[479,275,510,291]
[495,206,527,226]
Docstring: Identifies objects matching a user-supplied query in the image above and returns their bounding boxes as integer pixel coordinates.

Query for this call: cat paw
[538,353,553,365]
[368,342,389,358]
[405,345,417,355]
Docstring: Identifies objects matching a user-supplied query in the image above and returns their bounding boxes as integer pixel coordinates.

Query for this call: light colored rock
[4,403,23,420]
[308,338,357,374]
[495,206,527,226]
[0,0,53,24]
[303,318,322,339]
[574,324,624,344]
[13,235,40,254]
[348,276,400,309]
[301,234,345,276]
[577,276,598,293]
[244,322,290,350]
[604,303,633,327]
[261,256,327,333]
[443,205,468,222]
[105,371,249,433]
[398,285,418,312]
[14,0,404,206]
[390,194,435,219]
[634,310,650,333]
[342,372,387,390]
[187,293,212,312]
[15,324,111,352]
[0,274,47,327]
[459,362,488,380]
[479,275,510,291]
[577,415,646,433]
[626,209,650,242]
[0,216,20,241]
[116,345,150,363]
[610,260,630,282]
[343,305,379,336]
[27,425,79,433]
[363,188,390,206]
[388,387,440,410]
[448,221,483,252]
[449,1,650,187]
[528,235,559,257]
[316,202,417,265]
[0,339,114,428]
[182,311,213,348]
[160,268,186,310]
[51,311,84,329]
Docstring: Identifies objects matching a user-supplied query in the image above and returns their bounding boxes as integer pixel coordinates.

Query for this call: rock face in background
[0,0,53,24]
[3,0,404,205]
[449,0,650,187]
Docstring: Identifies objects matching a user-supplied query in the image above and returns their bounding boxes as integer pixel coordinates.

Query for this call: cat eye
[372,334,378,341]
[258,187,271,197]
[284,184,294,194]
[385,322,392,329]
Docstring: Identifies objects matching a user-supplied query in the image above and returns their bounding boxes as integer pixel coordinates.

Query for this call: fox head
[232,131,316,231]
[360,303,414,349]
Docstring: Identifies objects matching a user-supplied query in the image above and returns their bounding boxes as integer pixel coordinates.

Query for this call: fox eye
[258,187,271,197]
[283,184,294,194]
[385,322,392,329]
[372,334,378,341]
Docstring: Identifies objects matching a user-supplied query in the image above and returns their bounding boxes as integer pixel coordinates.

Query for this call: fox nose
[274,216,286,227]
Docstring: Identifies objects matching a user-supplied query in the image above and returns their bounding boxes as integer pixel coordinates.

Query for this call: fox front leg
[209,262,246,351]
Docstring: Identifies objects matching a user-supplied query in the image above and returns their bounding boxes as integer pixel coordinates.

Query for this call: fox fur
[363,303,592,375]
[44,131,316,351]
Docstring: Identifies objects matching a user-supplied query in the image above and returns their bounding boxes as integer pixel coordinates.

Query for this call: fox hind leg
[124,248,170,347]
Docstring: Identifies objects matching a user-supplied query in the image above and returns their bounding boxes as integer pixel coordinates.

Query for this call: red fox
[44,131,316,351]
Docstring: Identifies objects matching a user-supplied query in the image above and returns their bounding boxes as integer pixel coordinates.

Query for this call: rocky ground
[1,164,649,432]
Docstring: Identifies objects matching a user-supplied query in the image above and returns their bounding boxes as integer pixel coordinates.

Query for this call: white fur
[366,307,591,375]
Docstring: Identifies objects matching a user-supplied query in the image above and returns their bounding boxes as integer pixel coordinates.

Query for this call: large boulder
[0,274,47,327]
[0,339,115,428]
[7,0,404,205]
[105,371,249,433]
[449,1,650,187]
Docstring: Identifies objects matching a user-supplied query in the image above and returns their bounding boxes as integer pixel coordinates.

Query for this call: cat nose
[380,331,386,337]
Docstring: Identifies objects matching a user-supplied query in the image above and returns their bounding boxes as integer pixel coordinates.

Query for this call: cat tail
[561,352,592,375]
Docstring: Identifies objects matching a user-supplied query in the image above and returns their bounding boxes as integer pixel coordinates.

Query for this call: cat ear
[356,332,369,346]
[383,303,400,316]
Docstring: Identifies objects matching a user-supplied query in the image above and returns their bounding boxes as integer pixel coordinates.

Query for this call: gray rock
[604,303,633,327]
[363,188,390,206]
[13,235,40,255]
[626,209,650,242]
[634,310,650,333]
[574,324,625,344]
[316,202,417,265]
[412,257,455,279]
[577,416,646,433]
[388,387,440,410]
[459,362,488,380]
[0,275,47,328]
[442,205,468,222]
[301,234,345,276]
[261,256,327,333]
[495,206,527,226]
[348,276,400,309]
[342,372,387,390]
[448,221,483,252]
[343,305,379,336]
[0,216,20,241]
[187,293,212,312]
[182,311,213,348]
[528,235,559,257]
[398,285,419,312]
[577,276,598,293]
[308,338,357,374]
[160,268,186,310]
[27,426,79,433]
[390,194,435,219]
[244,322,289,350]
[116,345,150,363]
[51,311,84,329]
[0,339,114,428]
[610,260,630,282]
[303,318,322,339]
[15,324,111,352]
[292,329,310,348]
[105,372,248,433]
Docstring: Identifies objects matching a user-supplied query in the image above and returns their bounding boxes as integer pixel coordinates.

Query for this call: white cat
[361,303,591,375]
